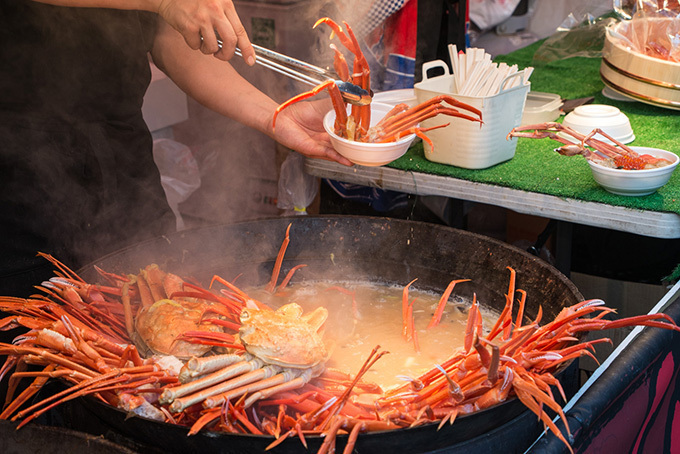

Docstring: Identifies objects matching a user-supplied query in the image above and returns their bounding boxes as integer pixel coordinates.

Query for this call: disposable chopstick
[447,47,533,97]
[448,44,460,92]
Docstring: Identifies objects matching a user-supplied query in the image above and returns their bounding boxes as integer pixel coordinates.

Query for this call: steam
[3,1,378,288]
[168,1,376,231]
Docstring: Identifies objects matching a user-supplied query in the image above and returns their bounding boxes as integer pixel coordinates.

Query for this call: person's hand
[156,0,256,64]
[270,99,353,167]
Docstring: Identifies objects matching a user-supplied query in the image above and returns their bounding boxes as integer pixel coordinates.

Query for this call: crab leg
[272,80,348,134]
[464,295,480,353]
[266,223,291,293]
[170,364,283,412]
[242,369,313,408]
[314,18,371,140]
[487,267,516,341]
[373,97,483,143]
[343,21,371,140]
[202,369,297,410]
[0,364,58,419]
[160,357,265,407]
[377,95,482,131]
[427,279,470,329]
[401,278,417,339]
[175,355,239,384]
[375,123,449,148]
[508,122,671,170]
[330,44,350,82]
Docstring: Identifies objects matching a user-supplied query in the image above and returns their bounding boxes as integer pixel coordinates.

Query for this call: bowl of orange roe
[588,146,679,196]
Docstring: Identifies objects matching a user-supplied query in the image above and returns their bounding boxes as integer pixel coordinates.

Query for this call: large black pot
[0,419,140,454]
[73,216,582,454]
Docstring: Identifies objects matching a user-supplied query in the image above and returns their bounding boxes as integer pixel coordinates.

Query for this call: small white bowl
[588,147,679,196]
[323,103,416,166]
[562,104,635,144]
[372,89,418,108]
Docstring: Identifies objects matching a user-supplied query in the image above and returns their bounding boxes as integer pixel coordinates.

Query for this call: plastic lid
[524,91,563,112]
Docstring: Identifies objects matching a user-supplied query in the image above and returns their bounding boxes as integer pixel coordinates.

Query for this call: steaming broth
[252,281,498,390]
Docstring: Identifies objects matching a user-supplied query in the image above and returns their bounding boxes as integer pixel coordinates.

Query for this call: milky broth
[250,281,499,391]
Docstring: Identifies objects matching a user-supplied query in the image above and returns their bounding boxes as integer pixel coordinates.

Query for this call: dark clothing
[415,0,467,83]
[0,1,174,296]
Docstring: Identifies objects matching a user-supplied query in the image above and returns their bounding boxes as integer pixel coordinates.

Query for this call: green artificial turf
[388,40,680,214]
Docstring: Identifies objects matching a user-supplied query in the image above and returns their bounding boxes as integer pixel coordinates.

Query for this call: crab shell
[238,303,329,371]
[134,299,223,359]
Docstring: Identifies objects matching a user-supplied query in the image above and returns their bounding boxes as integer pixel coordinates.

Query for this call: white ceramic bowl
[588,147,679,196]
[562,104,635,144]
[323,103,416,166]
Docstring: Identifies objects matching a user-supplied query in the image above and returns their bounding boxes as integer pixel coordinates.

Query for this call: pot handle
[421,60,450,81]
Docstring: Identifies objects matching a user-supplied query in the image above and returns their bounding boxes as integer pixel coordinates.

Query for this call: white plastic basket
[414,60,530,169]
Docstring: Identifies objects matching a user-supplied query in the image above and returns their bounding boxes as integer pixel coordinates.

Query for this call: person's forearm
[151,18,350,165]
[33,0,256,64]
[30,0,160,12]
[151,20,276,136]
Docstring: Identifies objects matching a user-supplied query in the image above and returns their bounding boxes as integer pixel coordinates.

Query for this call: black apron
[0,1,175,296]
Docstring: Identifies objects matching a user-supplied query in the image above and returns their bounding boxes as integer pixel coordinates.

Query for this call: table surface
[304,159,680,238]
[304,38,680,239]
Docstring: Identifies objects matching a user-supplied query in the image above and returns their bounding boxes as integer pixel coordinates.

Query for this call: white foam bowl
[323,103,416,166]
[562,104,634,144]
[372,89,417,108]
[588,147,678,196]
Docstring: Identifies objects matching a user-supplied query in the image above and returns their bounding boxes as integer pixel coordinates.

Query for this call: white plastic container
[521,91,562,126]
[414,60,530,169]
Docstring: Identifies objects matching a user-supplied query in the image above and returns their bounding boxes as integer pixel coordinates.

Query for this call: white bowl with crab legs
[588,147,679,196]
[323,102,417,166]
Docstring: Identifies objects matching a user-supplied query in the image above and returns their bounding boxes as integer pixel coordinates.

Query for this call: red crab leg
[487,267,516,341]
[276,264,308,294]
[266,223,291,293]
[376,105,482,143]
[313,18,354,52]
[569,313,680,333]
[406,297,416,346]
[376,103,411,127]
[464,294,480,353]
[0,364,58,419]
[427,279,470,329]
[36,252,86,283]
[188,408,221,435]
[507,122,661,170]
[313,18,370,140]
[175,331,241,349]
[344,21,371,140]
[513,289,527,332]
[402,278,417,339]
[513,374,573,453]
[375,123,449,146]
[330,43,350,81]
[378,95,482,130]
[272,80,348,134]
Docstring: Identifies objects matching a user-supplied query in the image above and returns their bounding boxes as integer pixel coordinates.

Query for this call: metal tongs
[225,42,372,106]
